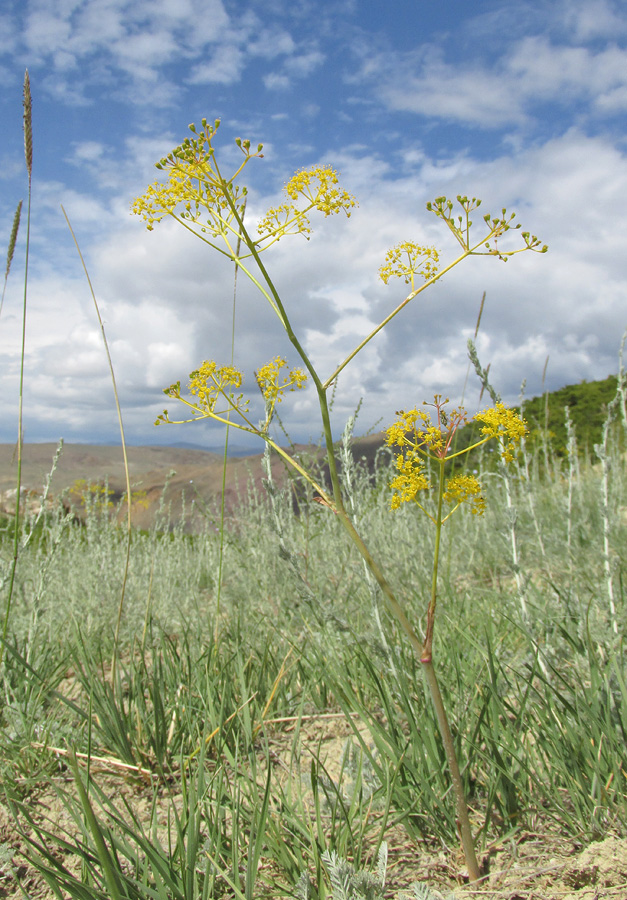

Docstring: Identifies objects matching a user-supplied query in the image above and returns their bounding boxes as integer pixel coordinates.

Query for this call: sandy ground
[1,712,625,900]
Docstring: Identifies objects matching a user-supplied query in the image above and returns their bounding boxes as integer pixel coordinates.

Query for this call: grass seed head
[23,69,33,178]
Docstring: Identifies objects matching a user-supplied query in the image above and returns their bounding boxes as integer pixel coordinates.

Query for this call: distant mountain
[167,440,256,456]
[1,374,622,530]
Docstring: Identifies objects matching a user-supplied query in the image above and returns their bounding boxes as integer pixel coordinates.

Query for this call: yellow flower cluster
[474,402,527,462]
[388,458,485,517]
[285,166,357,216]
[385,408,430,448]
[443,474,485,516]
[385,398,527,513]
[156,356,308,430]
[384,397,526,517]
[132,124,361,258]
[188,360,244,407]
[379,242,440,288]
[389,451,430,510]
[386,400,472,515]
[257,205,312,241]
[385,401,467,459]
[131,121,252,236]
[257,165,357,243]
[256,356,307,402]
[156,361,248,426]
[132,168,246,236]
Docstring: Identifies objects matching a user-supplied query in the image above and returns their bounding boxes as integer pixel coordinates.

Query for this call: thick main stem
[329,492,479,881]
[421,659,481,881]
[422,459,446,663]
[419,456,480,880]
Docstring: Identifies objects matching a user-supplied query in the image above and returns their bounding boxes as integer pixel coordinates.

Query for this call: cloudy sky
[1,0,626,451]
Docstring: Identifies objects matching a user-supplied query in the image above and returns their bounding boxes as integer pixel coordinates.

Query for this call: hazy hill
[0,442,297,531]
[517,374,621,456]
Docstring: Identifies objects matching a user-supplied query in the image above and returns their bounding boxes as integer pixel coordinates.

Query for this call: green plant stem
[62,207,132,685]
[331,488,479,880]
[421,457,480,880]
[214,196,246,644]
[215,177,350,508]
[422,459,446,663]
[0,114,31,673]
[323,252,470,390]
[420,659,481,881]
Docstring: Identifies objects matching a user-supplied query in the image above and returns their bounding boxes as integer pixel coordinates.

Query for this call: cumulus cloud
[561,0,627,40]
[5,0,328,108]
[5,123,625,445]
[352,1,627,129]
[6,0,274,104]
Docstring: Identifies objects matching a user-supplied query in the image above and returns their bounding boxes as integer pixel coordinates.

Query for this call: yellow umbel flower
[389,451,431,510]
[131,119,255,238]
[156,360,249,426]
[379,242,440,290]
[386,397,526,512]
[443,473,486,516]
[284,166,357,216]
[386,397,493,515]
[257,165,357,243]
[257,204,312,241]
[385,399,467,460]
[385,408,429,448]
[256,357,307,402]
[188,360,244,409]
[474,402,527,462]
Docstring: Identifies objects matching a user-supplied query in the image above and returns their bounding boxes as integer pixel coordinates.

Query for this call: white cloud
[248,27,295,59]
[507,37,627,108]
[261,39,324,91]
[23,8,72,57]
[561,0,627,41]
[284,49,324,77]
[69,140,105,163]
[596,84,627,113]
[353,3,627,129]
[13,0,239,102]
[374,50,528,128]
[263,72,290,91]
[112,31,177,72]
[188,44,245,85]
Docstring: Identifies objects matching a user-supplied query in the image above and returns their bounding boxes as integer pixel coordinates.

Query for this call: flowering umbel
[132,123,356,257]
[474,402,527,462]
[131,119,256,240]
[386,397,526,519]
[379,242,440,290]
[257,165,357,245]
[156,358,307,435]
[256,356,307,402]
[156,360,249,426]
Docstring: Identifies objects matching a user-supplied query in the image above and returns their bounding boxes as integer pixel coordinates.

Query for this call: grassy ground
[0,419,625,899]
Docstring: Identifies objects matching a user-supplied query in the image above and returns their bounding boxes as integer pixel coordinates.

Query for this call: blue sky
[1,0,626,450]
